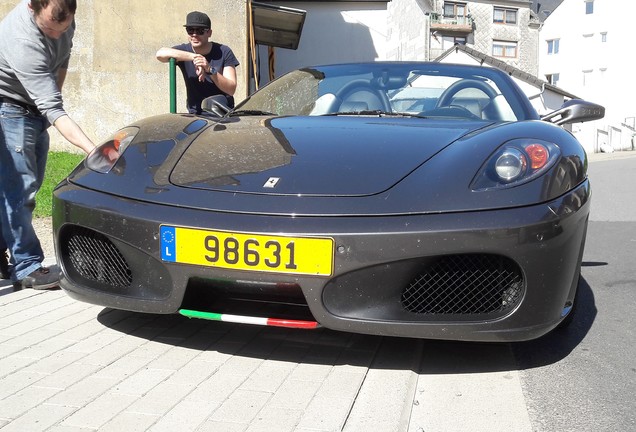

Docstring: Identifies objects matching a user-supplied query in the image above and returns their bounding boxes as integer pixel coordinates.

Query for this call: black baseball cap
[184,11,211,28]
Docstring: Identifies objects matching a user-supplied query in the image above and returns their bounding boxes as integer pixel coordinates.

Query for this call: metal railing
[430,12,473,27]
[169,58,176,113]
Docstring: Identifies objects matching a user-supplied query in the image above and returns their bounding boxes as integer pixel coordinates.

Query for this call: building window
[444,2,467,18]
[601,32,607,42]
[494,7,518,24]
[547,39,560,54]
[442,36,467,49]
[493,40,518,58]
[545,73,560,86]
[582,70,592,86]
[585,0,594,14]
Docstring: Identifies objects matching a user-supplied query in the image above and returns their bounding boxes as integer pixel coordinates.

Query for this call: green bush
[35,152,85,218]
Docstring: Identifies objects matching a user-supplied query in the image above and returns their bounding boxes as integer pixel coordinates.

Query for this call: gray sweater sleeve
[9,37,68,124]
[0,1,73,125]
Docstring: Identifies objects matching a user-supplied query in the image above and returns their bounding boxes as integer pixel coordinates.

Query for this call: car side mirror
[201,95,230,117]
[541,99,605,126]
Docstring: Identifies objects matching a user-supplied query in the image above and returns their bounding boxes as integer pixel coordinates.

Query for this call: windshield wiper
[323,110,428,118]
[229,109,276,117]
[323,109,385,116]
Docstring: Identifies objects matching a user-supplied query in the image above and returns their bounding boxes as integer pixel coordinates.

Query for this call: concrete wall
[0,0,248,153]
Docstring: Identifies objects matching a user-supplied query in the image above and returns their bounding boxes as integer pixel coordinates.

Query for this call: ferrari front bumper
[52,179,590,342]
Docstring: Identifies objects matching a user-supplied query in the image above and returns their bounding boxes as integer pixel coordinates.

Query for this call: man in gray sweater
[0,0,95,289]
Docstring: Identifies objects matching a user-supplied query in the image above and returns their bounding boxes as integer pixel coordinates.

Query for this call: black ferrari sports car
[52,62,604,341]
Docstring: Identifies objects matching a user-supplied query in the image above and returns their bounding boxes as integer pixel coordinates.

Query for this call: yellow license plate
[160,225,334,276]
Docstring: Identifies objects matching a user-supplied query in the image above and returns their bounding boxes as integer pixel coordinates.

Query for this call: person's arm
[53,115,95,154]
[205,65,237,96]
[156,47,207,81]
[56,68,67,91]
[156,47,196,63]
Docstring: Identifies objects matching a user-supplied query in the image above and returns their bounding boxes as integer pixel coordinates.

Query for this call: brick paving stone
[243,406,304,432]
[164,358,222,385]
[315,365,368,399]
[45,427,94,432]
[0,385,60,420]
[239,360,295,393]
[97,411,160,432]
[287,362,333,382]
[61,392,138,429]
[125,381,197,416]
[146,398,220,432]
[0,283,424,431]
[184,372,248,405]
[265,378,323,410]
[19,350,86,376]
[0,403,76,432]
[46,375,122,407]
[208,389,272,424]
[197,420,248,432]
[296,395,355,431]
[113,367,175,396]
[145,344,202,371]
[0,370,48,400]
[33,361,102,391]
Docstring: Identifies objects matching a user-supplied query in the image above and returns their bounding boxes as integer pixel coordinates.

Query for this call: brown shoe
[17,266,60,290]
[0,250,11,280]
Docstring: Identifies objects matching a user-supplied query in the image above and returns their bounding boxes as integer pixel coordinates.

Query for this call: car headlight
[86,126,139,173]
[472,139,560,190]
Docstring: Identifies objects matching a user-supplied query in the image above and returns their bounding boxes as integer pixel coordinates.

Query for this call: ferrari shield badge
[264,177,280,188]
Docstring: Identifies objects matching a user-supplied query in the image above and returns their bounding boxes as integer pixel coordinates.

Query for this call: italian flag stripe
[179,309,319,329]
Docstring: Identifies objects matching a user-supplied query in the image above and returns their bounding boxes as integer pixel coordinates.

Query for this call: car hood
[67,114,588,216]
[169,116,491,197]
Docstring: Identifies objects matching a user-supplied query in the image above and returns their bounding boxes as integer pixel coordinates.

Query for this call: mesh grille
[65,226,133,288]
[401,254,523,315]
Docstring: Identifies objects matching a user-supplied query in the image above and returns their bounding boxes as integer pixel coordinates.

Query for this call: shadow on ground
[95,274,597,374]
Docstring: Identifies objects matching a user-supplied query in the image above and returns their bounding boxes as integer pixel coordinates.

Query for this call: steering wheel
[335,79,390,112]
[435,79,498,110]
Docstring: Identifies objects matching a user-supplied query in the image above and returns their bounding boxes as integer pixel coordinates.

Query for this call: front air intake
[61,225,133,288]
[401,254,523,315]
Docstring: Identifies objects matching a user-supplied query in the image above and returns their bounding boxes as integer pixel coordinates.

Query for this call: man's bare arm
[207,65,237,96]
[53,115,95,154]
[156,47,196,63]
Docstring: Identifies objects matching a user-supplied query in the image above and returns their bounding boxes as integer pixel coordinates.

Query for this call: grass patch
[35,151,85,219]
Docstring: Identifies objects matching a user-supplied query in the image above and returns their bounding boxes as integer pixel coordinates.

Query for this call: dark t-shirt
[173,42,240,113]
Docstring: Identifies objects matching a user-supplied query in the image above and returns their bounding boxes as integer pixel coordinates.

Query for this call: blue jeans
[0,101,50,281]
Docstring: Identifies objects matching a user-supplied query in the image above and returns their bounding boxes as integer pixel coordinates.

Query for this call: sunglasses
[186,27,208,36]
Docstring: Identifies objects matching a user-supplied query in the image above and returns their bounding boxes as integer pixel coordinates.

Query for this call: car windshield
[233,63,536,121]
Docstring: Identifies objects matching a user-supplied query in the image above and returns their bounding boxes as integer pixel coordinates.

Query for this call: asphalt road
[513,151,636,432]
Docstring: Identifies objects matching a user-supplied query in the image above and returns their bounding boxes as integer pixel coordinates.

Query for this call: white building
[253,0,626,153]
[539,0,636,153]
[256,1,541,81]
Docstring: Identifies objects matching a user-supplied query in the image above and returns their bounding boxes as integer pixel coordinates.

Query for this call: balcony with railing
[429,12,473,33]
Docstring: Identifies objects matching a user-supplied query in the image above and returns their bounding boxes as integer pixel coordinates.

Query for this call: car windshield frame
[232,62,539,122]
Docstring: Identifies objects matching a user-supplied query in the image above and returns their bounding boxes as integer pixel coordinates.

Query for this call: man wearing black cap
[156,11,240,113]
